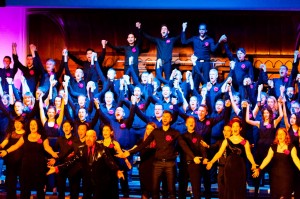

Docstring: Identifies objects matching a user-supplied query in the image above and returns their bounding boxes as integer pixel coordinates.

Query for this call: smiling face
[276,129,287,144]
[198,24,207,37]
[78,96,86,107]
[145,124,155,136]
[197,106,207,120]
[162,112,172,126]
[223,126,232,138]
[231,122,241,136]
[3,57,11,68]
[237,50,246,61]
[279,66,288,78]
[1,95,9,106]
[161,25,169,38]
[26,56,33,67]
[267,98,275,109]
[107,69,116,80]
[78,124,87,139]
[290,114,297,125]
[23,95,32,106]
[86,50,93,62]
[154,104,163,118]
[189,96,198,109]
[291,102,300,114]
[134,87,142,99]
[78,108,87,121]
[54,97,62,108]
[46,59,55,73]
[102,126,113,139]
[215,100,224,113]
[162,86,171,98]
[141,72,148,84]
[63,122,73,136]
[209,69,218,83]
[127,33,136,45]
[75,69,84,81]
[30,120,38,133]
[85,130,97,147]
[105,92,114,105]
[185,117,196,133]
[47,107,56,119]
[14,101,24,115]
[115,107,124,120]
[14,121,24,131]
[263,109,270,121]
[233,94,240,105]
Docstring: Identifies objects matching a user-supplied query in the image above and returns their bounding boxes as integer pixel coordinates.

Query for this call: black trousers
[193,61,211,87]
[152,160,176,199]
[56,170,82,199]
[178,161,202,199]
[5,162,21,199]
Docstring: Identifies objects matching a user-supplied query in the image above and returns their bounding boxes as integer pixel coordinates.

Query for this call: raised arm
[282,99,291,130]
[252,84,263,118]
[56,97,65,127]
[228,86,241,116]
[245,101,260,128]
[273,99,283,128]
[223,42,235,61]
[39,94,47,126]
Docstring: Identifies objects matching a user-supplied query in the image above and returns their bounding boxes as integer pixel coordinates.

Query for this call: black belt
[155,158,175,162]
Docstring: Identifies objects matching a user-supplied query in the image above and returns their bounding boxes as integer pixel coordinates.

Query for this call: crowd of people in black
[0,21,300,199]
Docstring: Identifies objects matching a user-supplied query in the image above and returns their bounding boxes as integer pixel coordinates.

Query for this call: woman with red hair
[206,117,257,199]
[253,128,300,199]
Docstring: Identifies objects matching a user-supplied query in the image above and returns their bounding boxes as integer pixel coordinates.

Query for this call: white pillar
[0,6,27,89]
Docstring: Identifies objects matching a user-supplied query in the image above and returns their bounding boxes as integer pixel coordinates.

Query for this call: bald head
[86,130,97,147]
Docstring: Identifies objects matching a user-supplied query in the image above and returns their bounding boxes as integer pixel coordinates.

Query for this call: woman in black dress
[98,124,130,199]
[0,118,58,199]
[283,102,300,198]
[0,117,25,199]
[206,117,257,199]
[253,128,300,199]
[245,101,283,196]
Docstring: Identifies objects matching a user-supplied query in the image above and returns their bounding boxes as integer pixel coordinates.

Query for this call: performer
[118,110,202,199]
[137,22,180,80]
[0,119,58,199]
[181,22,226,86]
[206,117,257,199]
[47,130,124,199]
[253,128,300,199]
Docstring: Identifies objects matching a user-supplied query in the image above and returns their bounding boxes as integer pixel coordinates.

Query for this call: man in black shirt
[137,22,180,80]
[119,110,201,199]
[181,22,226,87]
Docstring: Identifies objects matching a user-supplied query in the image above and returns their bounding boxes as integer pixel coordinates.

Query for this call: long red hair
[273,128,291,145]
